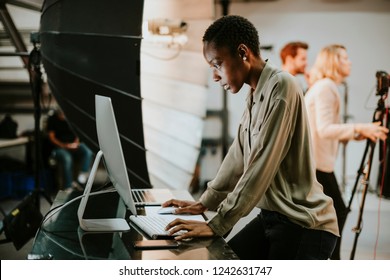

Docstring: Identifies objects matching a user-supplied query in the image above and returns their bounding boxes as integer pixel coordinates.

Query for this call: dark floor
[0,193,52,260]
[0,166,109,260]
[1,186,389,260]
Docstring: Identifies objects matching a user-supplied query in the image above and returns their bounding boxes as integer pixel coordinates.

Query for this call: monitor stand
[77,150,130,232]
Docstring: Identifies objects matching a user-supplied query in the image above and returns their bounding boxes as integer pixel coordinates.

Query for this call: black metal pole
[347,142,369,211]
[28,40,52,208]
[29,45,42,209]
[220,0,230,16]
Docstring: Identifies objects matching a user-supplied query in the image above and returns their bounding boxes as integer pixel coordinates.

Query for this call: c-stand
[28,33,52,208]
[347,94,387,260]
[0,33,52,250]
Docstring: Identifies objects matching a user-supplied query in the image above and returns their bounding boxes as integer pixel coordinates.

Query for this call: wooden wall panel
[141,74,208,118]
[141,50,209,86]
[142,102,204,148]
[142,0,214,190]
[144,127,200,173]
[146,152,193,190]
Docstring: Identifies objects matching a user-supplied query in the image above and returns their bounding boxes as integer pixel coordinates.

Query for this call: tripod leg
[350,141,376,259]
[349,89,386,259]
[347,140,370,210]
[350,180,369,259]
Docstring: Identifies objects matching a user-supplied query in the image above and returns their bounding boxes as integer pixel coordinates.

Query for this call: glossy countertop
[29,189,239,260]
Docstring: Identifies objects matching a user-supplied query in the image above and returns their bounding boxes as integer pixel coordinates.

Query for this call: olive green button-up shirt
[199,61,339,237]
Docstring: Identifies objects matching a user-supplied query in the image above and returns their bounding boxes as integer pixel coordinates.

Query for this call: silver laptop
[132,189,174,206]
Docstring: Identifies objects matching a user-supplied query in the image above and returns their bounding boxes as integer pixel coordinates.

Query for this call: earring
[243,56,247,61]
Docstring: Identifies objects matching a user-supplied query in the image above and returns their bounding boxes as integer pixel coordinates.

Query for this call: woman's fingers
[162,199,194,208]
[161,200,207,215]
[165,219,214,241]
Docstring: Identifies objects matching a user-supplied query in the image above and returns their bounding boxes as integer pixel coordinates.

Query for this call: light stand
[347,94,386,260]
[28,33,52,208]
[377,108,390,197]
[0,33,52,250]
[341,81,350,193]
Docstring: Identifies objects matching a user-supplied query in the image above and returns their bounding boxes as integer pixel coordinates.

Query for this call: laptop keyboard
[132,190,155,203]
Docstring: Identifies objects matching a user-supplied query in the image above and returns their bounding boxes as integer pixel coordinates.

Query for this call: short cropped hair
[280,41,309,64]
[203,15,260,57]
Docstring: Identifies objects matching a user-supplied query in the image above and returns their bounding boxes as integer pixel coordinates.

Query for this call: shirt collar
[246,59,279,104]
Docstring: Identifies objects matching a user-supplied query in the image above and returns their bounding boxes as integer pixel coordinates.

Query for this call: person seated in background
[305,44,389,259]
[47,108,93,190]
[280,41,310,91]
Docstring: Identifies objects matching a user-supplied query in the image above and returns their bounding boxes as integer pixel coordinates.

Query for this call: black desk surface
[29,189,239,260]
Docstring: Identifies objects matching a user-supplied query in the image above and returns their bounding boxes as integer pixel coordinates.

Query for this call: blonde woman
[305,44,389,259]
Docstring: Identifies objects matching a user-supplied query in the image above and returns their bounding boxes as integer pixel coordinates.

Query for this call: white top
[304,78,355,172]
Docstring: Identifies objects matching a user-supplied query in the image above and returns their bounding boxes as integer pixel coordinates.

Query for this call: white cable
[33,187,116,243]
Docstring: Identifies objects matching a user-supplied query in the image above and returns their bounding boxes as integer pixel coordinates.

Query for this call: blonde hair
[309,44,347,85]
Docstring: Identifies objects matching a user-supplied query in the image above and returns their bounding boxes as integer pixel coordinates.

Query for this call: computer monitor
[77,94,137,232]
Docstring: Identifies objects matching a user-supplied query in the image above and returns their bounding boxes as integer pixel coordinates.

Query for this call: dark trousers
[227,210,337,260]
[316,170,349,260]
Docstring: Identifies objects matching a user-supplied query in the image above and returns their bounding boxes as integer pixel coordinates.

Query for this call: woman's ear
[237,44,248,60]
